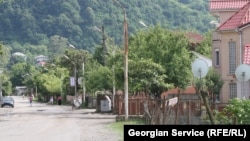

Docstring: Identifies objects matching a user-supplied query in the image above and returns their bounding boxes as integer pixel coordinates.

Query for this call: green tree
[0,44,11,68]
[83,7,95,25]
[37,73,62,95]
[58,48,92,95]
[129,26,193,96]
[0,43,3,55]
[47,35,68,57]
[195,31,212,58]
[129,58,173,96]
[215,99,250,124]
[194,67,224,125]
[0,70,12,96]
[205,68,224,104]
[86,65,112,92]
[10,62,33,87]
[0,0,215,52]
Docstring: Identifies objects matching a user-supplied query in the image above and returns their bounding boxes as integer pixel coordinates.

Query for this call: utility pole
[112,57,116,110]
[102,25,107,66]
[73,61,77,98]
[64,55,77,99]
[82,62,86,104]
[113,0,129,121]
[94,25,117,112]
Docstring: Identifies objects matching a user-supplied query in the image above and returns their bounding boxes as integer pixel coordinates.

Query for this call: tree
[0,44,11,68]
[129,25,193,96]
[86,65,112,93]
[0,43,3,55]
[128,58,173,96]
[37,73,62,95]
[0,0,215,52]
[215,99,250,124]
[47,35,68,57]
[0,70,12,96]
[195,31,212,58]
[205,68,224,104]
[10,63,32,86]
[193,67,224,125]
[58,48,92,96]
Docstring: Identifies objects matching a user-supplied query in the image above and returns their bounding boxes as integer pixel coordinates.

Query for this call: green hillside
[0,0,214,52]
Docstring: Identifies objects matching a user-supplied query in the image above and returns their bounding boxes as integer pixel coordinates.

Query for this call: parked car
[1,96,15,108]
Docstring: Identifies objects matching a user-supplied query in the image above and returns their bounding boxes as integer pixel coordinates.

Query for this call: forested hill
[0,0,214,52]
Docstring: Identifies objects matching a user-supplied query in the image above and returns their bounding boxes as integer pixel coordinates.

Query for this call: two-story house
[209,0,250,103]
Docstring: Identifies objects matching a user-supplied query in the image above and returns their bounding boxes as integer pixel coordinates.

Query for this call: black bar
[124,125,250,141]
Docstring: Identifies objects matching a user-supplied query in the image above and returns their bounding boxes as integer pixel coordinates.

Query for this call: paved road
[0,96,122,141]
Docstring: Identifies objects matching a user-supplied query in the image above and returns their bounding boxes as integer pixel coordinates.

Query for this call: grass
[109,118,145,139]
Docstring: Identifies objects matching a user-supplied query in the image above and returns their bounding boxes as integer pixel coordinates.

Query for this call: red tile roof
[209,0,249,10]
[161,86,197,98]
[38,61,46,66]
[217,2,250,30]
[186,32,203,44]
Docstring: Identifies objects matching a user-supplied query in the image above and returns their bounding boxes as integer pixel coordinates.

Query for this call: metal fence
[113,94,227,125]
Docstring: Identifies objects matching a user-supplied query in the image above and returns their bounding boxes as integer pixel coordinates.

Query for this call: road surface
[0,96,122,141]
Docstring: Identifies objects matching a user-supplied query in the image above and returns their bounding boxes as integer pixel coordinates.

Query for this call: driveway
[0,96,122,141]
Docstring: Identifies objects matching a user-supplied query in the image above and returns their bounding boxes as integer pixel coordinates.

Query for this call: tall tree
[129,25,194,96]
[195,31,212,58]
[128,58,173,96]
[47,35,68,57]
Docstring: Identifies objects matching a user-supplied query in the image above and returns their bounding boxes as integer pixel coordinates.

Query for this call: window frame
[228,42,236,74]
[214,48,220,67]
[229,83,237,99]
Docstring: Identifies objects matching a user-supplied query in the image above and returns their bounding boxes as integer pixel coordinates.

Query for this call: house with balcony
[209,0,250,103]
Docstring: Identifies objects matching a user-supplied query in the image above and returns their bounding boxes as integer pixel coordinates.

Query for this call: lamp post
[64,55,77,98]
[139,20,148,28]
[67,44,86,105]
[112,51,116,110]
[82,61,86,103]
[113,0,129,120]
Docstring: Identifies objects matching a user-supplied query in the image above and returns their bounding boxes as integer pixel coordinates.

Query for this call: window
[215,49,219,66]
[229,83,237,99]
[243,44,250,64]
[229,42,236,74]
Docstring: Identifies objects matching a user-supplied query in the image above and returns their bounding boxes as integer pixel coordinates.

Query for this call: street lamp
[69,44,76,49]
[113,0,129,120]
[139,20,148,28]
[67,44,86,104]
[64,55,77,98]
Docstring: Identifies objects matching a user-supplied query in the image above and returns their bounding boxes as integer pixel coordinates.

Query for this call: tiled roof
[161,86,196,98]
[209,0,249,10]
[185,32,203,44]
[217,2,250,30]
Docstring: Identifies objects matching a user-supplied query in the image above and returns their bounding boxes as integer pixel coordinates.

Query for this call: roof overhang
[238,23,250,31]
[216,28,237,33]
[210,9,239,12]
